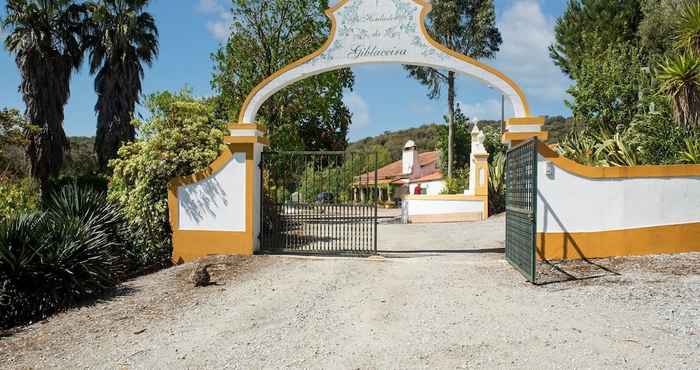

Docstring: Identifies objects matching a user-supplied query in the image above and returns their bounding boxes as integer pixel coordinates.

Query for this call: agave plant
[658,53,700,130]
[557,129,602,166]
[488,152,506,215]
[0,185,127,329]
[680,137,700,164]
[594,130,640,167]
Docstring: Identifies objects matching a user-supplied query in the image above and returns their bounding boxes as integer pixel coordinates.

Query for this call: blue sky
[0,0,571,142]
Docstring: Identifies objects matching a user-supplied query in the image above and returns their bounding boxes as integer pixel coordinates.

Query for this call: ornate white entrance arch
[238,0,535,125]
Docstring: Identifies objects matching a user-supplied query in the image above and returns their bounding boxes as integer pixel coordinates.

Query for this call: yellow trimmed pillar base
[501,116,548,147]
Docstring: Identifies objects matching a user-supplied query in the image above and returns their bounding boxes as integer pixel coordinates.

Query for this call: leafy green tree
[405,0,501,178]
[211,0,354,151]
[0,108,31,178]
[108,89,226,266]
[85,0,159,169]
[550,0,643,78]
[566,44,646,132]
[2,0,87,193]
[437,107,471,172]
[639,0,688,58]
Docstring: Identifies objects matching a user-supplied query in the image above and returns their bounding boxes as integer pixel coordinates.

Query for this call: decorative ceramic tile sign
[239,0,532,124]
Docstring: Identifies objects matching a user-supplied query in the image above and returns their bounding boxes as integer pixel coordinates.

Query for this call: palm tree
[675,1,700,55]
[658,53,700,130]
[2,0,87,192]
[86,0,158,169]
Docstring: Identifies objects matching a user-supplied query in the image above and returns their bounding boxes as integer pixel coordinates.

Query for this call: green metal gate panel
[505,138,538,282]
[260,151,378,255]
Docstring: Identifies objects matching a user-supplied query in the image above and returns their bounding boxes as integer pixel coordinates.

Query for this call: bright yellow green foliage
[108,90,225,266]
[0,178,39,221]
[440,168,469,195]
[680,137,700,163]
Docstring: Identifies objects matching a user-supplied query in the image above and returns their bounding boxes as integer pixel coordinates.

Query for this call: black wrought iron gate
[505,138,538,283]
[260,151,378,255]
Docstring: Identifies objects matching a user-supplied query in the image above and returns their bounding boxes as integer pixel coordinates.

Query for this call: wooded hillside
[349,116,573,161]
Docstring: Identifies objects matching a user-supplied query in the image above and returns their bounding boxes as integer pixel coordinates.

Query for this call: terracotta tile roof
[414,172,444,182]
[356,151,442,183]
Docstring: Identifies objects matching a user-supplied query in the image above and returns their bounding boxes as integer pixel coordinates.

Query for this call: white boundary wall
[402,196,486,223]
[409,180,445,196]
[537,155,700,234]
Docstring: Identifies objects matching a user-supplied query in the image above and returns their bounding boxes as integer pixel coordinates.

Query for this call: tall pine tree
[549,0,643,79]
[404,0,501,178]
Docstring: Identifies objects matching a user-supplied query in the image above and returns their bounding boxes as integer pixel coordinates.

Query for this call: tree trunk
[447,71,456,179]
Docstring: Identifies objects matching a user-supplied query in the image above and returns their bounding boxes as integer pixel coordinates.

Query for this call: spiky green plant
[85,0,159,169]
[680,137,700,164]
[594,131,640,167]
[488,152,506,215]
[658,53,700,130]
[557,129,601,166]
[675,1,700,55]
[0,185,127,329]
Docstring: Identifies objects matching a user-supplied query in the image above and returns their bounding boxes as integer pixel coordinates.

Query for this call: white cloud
[493,0,570,103]
[196,0,232,42]
[345,93,371,133]
[207,21,230,42]
[198,0,225,14]
[457,98,514,121]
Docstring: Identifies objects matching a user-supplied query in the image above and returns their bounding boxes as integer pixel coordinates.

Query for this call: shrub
[488,152,506,215]
[0,178,39,222]
[440,168,469,194]
[48,173,110,195]
[625,110,687,165]
[108,90,225,268]
[680,137,700,164]
[0,185,125,329]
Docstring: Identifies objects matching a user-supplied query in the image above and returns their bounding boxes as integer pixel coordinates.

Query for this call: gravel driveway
[1,217,699,369]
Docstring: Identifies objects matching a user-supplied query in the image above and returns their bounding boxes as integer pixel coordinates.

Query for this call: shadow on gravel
[0,285,139,338]
[536,258,621,285]
[379,248,505,254]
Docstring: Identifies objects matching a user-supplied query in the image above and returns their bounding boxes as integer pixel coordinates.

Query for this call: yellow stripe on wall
[537,222,700,260]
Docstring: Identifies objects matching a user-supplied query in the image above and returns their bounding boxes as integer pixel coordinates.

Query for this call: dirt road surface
[1,217,699,369]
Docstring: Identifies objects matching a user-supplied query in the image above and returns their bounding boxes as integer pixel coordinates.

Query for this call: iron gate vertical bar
[374,151,378,254]
[260,153,265,252]
[530,138,538,281]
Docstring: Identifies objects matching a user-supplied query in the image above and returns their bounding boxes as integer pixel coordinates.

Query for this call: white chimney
[402,140,418,175]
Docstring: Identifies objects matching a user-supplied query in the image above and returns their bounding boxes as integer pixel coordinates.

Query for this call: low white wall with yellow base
[536,143,700,260]
[402,195,488,223]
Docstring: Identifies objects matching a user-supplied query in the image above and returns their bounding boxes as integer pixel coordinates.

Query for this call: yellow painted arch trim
[538,142,700,179]
[237,0,532,124]
[229,123,267,132]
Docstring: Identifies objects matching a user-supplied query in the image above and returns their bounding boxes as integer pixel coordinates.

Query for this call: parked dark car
[316,192,335,204]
